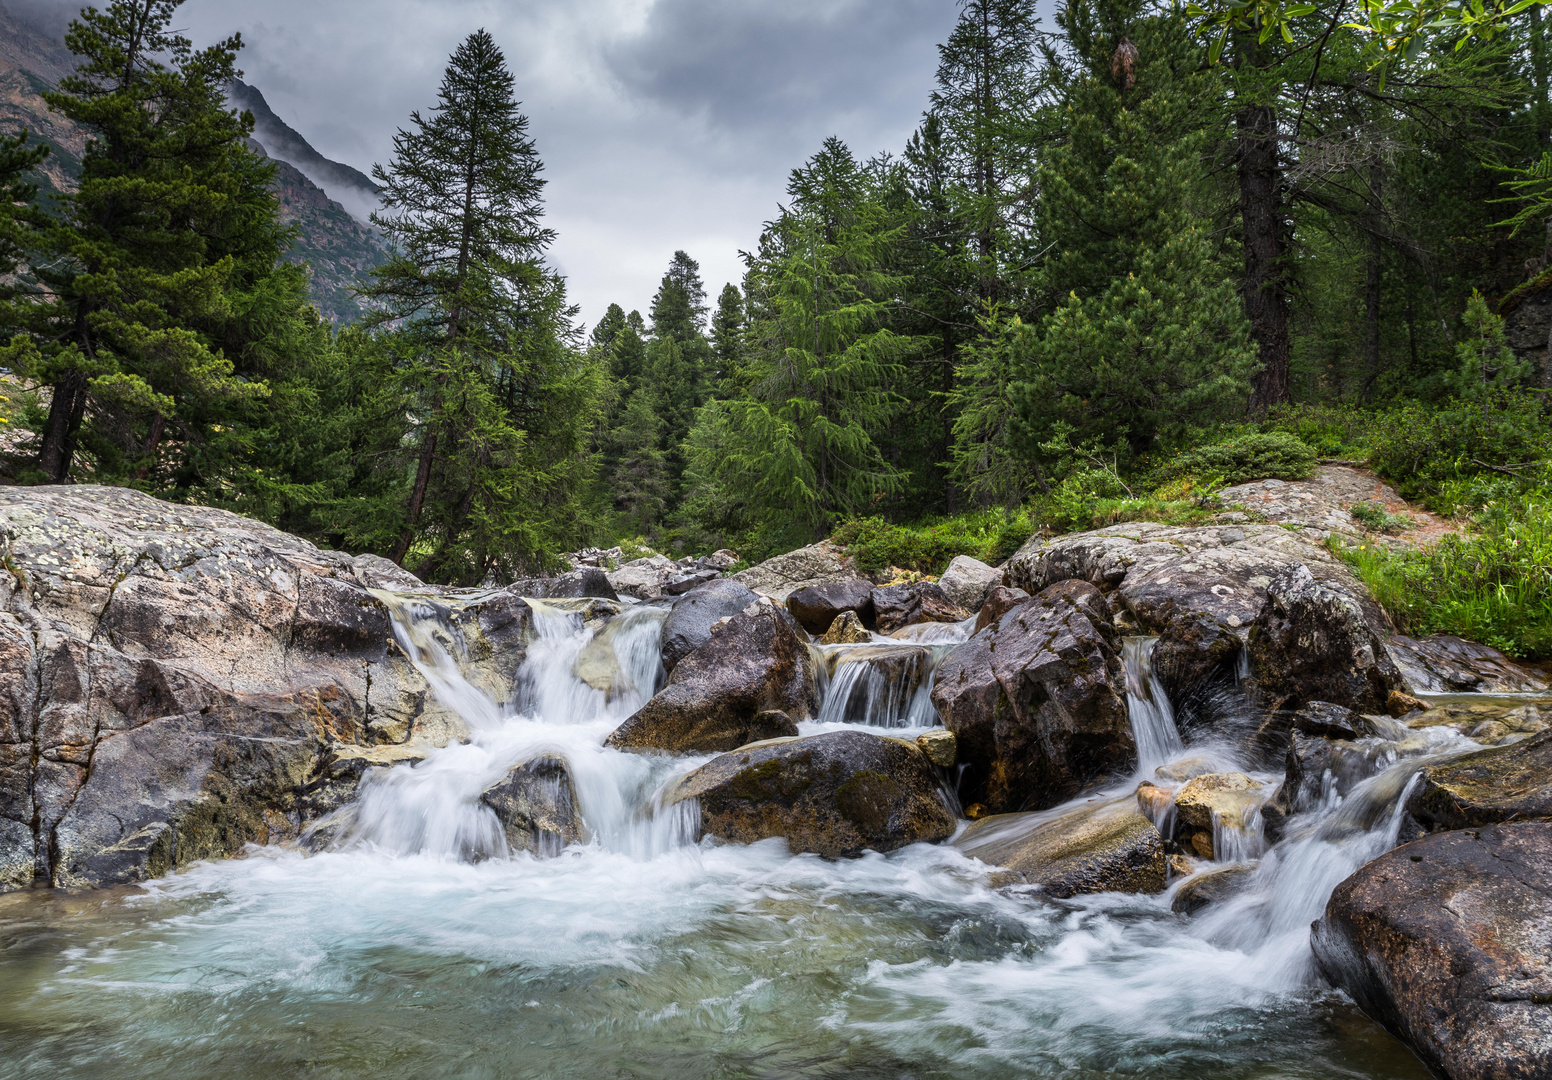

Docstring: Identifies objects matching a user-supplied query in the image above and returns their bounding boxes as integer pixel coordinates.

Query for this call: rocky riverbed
[0,479,1548,1080]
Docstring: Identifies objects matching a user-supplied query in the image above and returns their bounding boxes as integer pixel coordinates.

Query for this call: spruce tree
[1006,0,1255,462]
[607,386,670,536]
[354,30,599,579]
[710,282,746,394]
[12,0,270,484]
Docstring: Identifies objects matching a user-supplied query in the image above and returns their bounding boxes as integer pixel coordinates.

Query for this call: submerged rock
[937,555,1001,612]
[932,579,1132,814]
[819,610,872,645]
[955,799,1166,898]
[1405,731,1552,834]
[660,578,758,674]
[1171,863,1257,915]
[787,579,876,635]
[1313,823,1552,1080]
[604,600,814,755]
[480,755,586,856]
[1246,563,1403,714]
[1388,633,1550,694]
[731,541,862,605]
[666,730,955,857]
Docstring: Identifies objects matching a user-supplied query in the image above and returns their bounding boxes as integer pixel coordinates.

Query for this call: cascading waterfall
[0,586,1510,1080]
[1121,636,1187,775]
[808,616,974,733]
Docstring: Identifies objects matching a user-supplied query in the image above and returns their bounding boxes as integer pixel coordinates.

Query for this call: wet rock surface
[660,579,759,674]
[956,799,1166,898]
[0,485,529,891]
[870,581,969,634]
[1313,823,1552,1080]
[1171,863,1257,915]
[731,541,862,604]
[1405,731,1552,833]
[667,730,955,857]
[1246,563,1403,714]
[819,610,871,645]
[605,601,815,755]
[1388,634,1550,694]
[974,584,1029,634]
[932,580,1132,814]
[787,580,876,635]
[480,754,586,856]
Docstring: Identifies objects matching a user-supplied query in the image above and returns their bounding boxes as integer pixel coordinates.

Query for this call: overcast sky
[16,0,965,329]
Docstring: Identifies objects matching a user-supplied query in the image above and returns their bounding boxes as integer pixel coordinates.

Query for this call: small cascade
[1121,636,1186,774]
[811,618,973,731]
[342,593,694,861]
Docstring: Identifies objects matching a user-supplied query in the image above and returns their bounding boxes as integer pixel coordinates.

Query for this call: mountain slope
[0,3,386,323]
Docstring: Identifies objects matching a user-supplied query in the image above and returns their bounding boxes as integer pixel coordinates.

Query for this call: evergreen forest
[1,0,1549,656]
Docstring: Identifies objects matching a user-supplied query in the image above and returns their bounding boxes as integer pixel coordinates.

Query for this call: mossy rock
[665,730,955,857]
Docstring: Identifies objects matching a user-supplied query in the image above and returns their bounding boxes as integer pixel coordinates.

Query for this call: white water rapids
[0,594,1478,1079]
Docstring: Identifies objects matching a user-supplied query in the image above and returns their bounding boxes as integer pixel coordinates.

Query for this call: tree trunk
[1237,96,1290,413]
[132,412,165,482]
[389,427,439,566]
[1363,230,1381,400]
[38,372,89,484]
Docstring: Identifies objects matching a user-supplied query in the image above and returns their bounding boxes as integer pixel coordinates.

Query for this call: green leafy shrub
[1337,491,1552,659]
[832,507,1038,575]
[1260,402,1375,458]
[1349,501,1413,534]
[1366,391,1551,512]
[1157,431,1318,486]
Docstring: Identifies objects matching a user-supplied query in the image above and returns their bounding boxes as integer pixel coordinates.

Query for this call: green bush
[1157,431,1318,487]
[1337,491,1552,659]
[832,507,1038,575]
[1260,402,1375,458]
[1366,391,1551,512]
[1349,501,1413,534]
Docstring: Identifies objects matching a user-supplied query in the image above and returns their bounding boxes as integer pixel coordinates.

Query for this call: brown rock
[1387,689,1426,718]
[871,581,969,634]
[915,729,957,767]
[665,731,955,857]
[931,579,1133,814]
[1171,863,1257,915]
[1405,731,1552,834]
[974,584,1030,635]
[955,799,1166,898]
[1175,772,1266,831]
[1312,824,1552,1080]
[605,600,814,755]
[820,610,872,645]
[787,580,876,635]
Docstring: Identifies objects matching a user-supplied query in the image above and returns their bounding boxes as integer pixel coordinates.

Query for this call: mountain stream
[0,594,1472,1079]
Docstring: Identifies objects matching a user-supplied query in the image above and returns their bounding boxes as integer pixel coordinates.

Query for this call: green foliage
[1444,292,1531,403]
[1349,501,1414,534]
[832,507,1037,575]
[1365,391,1551,511]
[1158,431,1319,486]
[1338,489,1552,659]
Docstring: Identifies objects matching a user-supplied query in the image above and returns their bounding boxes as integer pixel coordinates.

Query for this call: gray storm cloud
[9,0,959,327]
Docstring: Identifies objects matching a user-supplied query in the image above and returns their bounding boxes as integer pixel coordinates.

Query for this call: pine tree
[709,282,746,394]
[11,0,271,484]
[607,386,670,536]
[649,250,708,343]
[722,138,919,538]
[1004,0,1255,462]
[0,132,46,301]
[354,30,598,579]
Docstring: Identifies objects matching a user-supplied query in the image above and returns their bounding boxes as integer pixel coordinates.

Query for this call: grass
[1349,501,1413,534]
[1336,490,1552,660]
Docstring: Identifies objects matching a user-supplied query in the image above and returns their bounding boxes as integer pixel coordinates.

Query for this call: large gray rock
[506,568,618,601]
[1003,519,1391,711]
[480,754,586,856]
[606,555,681,599]
[1313,824,1552,1080]
[787,579,876,635]
[1387,634,1550,694]
[0,486,530,892]
[937,555,1001,612]
[956,798,1166,897]
[660,579,759,674]
[665,730,956,857]
[1246,563,1404,714]
[870,581,969,634]
[931,579,1132,814]
[731,541,862,604]
[604,599,815,755]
